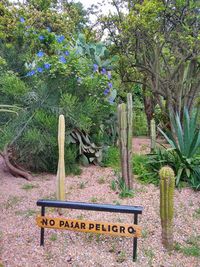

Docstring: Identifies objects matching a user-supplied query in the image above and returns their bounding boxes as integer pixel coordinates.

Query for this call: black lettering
[49,219,55,226]
[102,225,107,231]
[128,227,136,234]
[74,222,80,229]
[120,226,125,233]
[65,221,70,228]
[96,224,100,231]
[59,220,65,227]
[41,218,48,226]
[112,225,118,233]
[81,223,86,229]
[89,223,94,230]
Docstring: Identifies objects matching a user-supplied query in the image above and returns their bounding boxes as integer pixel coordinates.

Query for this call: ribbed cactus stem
[118,103,128,187]
[118,94,133,190]
[150,119,156,151]
[127,93,133,189]
[56,115,66,207]
[159,166,175,251]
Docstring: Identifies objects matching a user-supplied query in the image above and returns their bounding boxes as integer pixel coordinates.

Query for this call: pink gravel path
[0,138,199,266]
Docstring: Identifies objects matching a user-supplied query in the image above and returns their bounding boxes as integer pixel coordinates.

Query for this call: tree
[97,0,200,128]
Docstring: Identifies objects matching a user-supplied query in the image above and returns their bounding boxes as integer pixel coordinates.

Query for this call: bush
[0,20,117,174]
[102,146,120,169]
[132,154,159,185]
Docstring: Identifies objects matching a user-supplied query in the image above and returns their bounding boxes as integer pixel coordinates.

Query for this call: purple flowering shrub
[0,15,119,173]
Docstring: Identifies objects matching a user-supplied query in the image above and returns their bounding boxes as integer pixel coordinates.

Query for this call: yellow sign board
[36,216,141,238]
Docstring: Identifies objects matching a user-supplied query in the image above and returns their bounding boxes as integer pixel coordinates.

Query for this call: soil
[0,137,199,267]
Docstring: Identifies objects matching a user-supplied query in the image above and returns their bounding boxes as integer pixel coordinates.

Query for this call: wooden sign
[36,216,141,238]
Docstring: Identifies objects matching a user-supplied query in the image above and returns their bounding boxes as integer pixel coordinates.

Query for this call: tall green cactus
[150,119,156,151]
[159,166,175,251]
[117,93,133,189]
[127,93,133,189]
[118,103,128,187]
[56,115,66,205]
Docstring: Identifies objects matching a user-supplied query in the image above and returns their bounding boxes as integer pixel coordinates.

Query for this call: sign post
[36,199,143,261]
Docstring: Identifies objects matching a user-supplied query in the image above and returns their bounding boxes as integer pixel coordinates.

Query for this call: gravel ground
[0,138,199,267]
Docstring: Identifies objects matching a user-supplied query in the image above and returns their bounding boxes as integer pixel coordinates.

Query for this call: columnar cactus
[150,119,156,151]
[56,115,66,204]
[159,166,175,251]
[118,103,128,187]
[127,93,133,189]
[117,93,133,189]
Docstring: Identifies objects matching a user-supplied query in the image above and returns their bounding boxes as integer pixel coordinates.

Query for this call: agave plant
[67,129,103,166]
[158,108,200,190]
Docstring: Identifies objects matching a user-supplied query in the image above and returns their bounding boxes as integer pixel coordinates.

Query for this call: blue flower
[101,68,106,75]
[64,51,70,56]
[107,72,112,79]
[26,70,35,77]
[93,64,98,72]
[39,35,45,41]
[46,27,51,32]
[37,51,44,57]
[20,17,25,23]
[37,67,43,73]
[59,56,66,64]
[108,82,113,88]
[104,88,110,95]
[44,63,51,69]
[56,35,65,43]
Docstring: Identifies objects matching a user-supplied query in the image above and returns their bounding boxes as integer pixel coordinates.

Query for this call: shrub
[132,154,159,185]
[102,146,120,169]
[0,22,118,174]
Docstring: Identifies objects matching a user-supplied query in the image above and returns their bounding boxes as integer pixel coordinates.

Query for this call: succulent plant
[56,115,66,204]
[118,93,133,189]
[68,129,103,166]
[159,166,175,251]
[150,119,156,151]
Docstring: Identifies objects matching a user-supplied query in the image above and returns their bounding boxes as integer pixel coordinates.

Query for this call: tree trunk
[0,145,32,180]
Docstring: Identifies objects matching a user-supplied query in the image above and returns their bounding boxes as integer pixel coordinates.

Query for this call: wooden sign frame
[36,199,143,261]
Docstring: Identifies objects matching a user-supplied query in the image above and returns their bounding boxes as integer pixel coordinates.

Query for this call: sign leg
[40,206,45,246]
[133,214,138,261]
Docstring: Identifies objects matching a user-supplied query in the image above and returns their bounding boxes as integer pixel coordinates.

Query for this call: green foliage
[76,33,118,69]
[102,146,120,169]
[132,154,159,185]
[0,3,117,174]
[111,172,134,199]
[133,109,148,136]
[159,108,200,190]
[116,251,126,263]
[0,73,28,102]
[193,208,200,219]
[100,0,200,132]
[174,235,200,257]
[21,183,38,190]
[0,104,21,116]
[132,98,148,136]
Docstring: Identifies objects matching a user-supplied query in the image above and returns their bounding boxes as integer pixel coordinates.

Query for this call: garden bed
[0,138,199,267]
